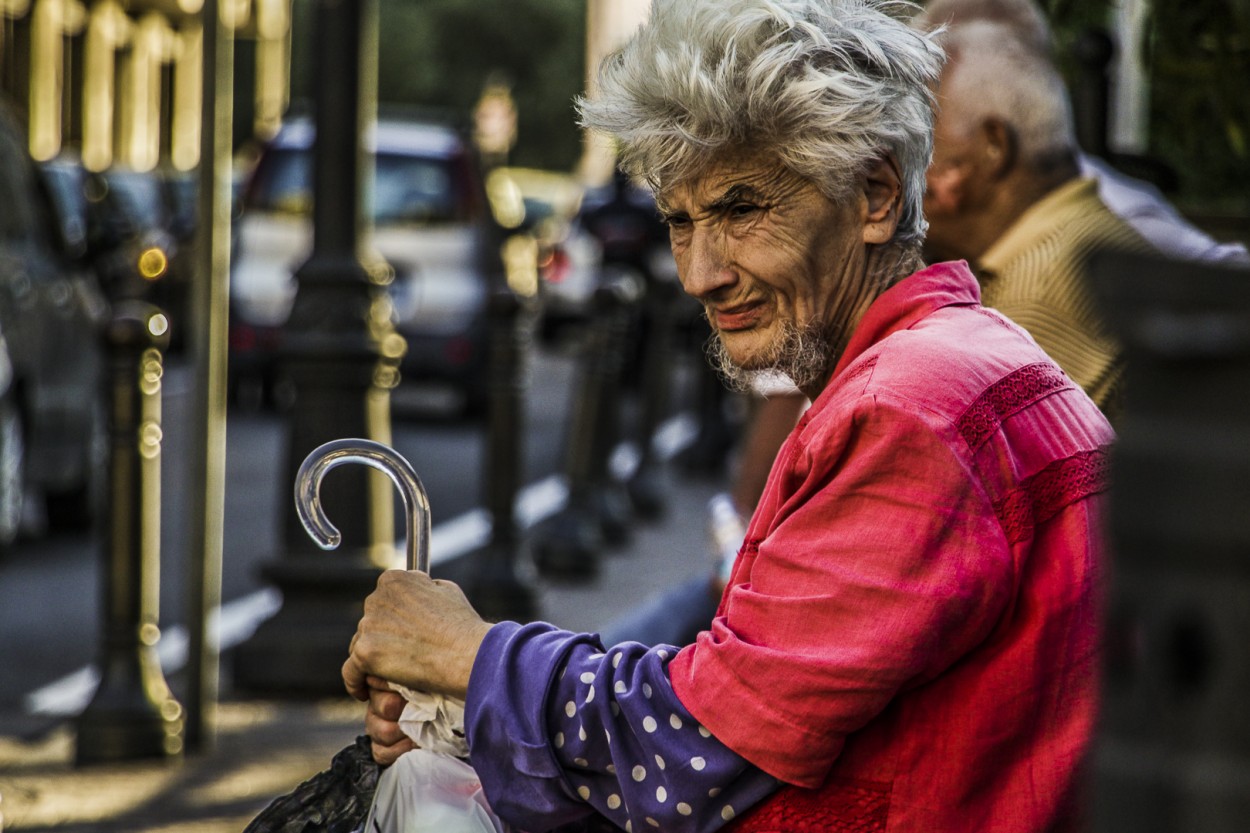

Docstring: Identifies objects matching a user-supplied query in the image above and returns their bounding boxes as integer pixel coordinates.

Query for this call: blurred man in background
[921,19,1151,417]
[914,0,1250,267]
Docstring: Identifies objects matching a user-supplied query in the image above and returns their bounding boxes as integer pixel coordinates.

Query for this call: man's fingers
[368,687,407,722]
[365,705,408,746]
[364,693,416,767]
[342,655,370,702]
[371,736,415,767]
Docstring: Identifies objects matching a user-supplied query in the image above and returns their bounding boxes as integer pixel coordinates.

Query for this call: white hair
[577,0,945,251]
[937,20,1075,169]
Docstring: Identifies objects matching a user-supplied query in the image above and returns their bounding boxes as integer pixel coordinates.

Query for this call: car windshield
[247,148,468,226]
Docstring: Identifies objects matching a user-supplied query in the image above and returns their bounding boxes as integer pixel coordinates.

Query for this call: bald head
[937,21,1074,170]
[912,0,1052,52]
[922,21,1079,263]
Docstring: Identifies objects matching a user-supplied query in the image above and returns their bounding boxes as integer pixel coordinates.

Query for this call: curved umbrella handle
[294,438,431,572]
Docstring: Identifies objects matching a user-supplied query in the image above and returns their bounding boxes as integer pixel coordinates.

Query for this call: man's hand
[362,676,417,765]
[342,570,493,703]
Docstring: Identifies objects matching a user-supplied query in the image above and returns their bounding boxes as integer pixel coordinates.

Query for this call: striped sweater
[976,176,1153,418]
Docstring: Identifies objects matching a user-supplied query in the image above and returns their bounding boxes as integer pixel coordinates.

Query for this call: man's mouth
[711,301,764,332]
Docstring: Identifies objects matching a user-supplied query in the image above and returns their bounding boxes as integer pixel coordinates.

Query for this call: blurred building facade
[579,0,648,186]
[0,0,291,171]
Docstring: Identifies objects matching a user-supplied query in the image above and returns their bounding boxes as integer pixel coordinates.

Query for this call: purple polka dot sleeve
[465,621,778,833]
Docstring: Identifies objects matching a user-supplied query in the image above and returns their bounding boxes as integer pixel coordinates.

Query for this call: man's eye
[729,203,760,218]
[662,214,691,229]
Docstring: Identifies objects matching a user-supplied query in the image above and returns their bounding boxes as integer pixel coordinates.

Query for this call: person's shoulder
[829,304,1062,427]
[1001,183,1154,284]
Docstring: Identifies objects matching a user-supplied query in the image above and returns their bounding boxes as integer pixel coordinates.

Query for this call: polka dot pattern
[530,637,777,832]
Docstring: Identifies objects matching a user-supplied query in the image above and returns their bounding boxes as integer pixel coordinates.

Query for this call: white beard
[704,318,835,395]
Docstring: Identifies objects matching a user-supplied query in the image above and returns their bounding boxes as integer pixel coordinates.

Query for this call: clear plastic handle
[294,438,431,572]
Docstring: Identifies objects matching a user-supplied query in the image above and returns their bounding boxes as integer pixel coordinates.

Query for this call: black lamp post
[233,0,403,696]
[77,303,184,764]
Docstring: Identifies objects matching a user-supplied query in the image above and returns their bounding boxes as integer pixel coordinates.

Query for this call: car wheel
[0,395,26,549]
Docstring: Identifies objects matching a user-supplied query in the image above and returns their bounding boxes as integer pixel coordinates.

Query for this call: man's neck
[800,244,925,402]
[968,157,1081,264]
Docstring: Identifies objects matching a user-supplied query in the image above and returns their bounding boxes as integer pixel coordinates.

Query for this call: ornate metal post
[76,302,183,765]
[588,268,641,544]
[462,287,541,621]
[532,271,641,579]
[233,0,403,696]
[625,273,683,519]
[1092,252,1250,832]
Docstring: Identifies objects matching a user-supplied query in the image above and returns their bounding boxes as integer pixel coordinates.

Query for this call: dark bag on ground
[243,734,379,833]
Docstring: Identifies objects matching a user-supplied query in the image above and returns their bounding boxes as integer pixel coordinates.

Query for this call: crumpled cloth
[390,684,469,758]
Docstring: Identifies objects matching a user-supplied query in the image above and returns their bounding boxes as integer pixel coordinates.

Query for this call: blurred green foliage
[290,0,587,173]
[1045,0,1250,214]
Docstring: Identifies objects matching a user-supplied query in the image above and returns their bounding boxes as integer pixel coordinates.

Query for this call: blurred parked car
[0,105,108,547]
[486,166,603,341]
[230,116,501,415]
[41,159,187,349]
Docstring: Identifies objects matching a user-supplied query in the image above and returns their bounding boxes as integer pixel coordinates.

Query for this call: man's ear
[862,154,903,245]
[979,117,1016,179]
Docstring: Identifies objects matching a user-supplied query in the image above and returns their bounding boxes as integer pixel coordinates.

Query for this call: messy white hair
[938,20,1075,169]
[577,0,945,251]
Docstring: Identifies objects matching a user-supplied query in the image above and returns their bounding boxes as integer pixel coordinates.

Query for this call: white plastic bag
[365,747,506,833]
[364,686,508,833]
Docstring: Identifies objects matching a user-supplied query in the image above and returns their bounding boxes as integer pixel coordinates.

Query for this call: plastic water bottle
[707,492,746,585]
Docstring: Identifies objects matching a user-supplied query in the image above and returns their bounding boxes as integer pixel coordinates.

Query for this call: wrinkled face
[657,150,870,391]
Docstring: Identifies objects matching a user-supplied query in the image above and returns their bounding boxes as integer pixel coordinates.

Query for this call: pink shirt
[669,261,1113,831]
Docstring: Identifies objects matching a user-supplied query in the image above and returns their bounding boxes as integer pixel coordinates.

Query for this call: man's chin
[713,330,774,369]
[708,321,833,394]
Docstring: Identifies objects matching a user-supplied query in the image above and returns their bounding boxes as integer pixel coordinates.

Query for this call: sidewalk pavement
[0,466,725,833]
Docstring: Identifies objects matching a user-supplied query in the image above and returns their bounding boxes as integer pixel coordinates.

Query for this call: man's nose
[679,226,737,299]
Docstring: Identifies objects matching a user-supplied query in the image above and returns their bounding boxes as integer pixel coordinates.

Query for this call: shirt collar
[978,177,1101,276]
[828,259,982,383]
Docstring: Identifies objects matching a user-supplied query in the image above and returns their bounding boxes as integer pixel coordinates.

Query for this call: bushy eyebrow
[657,183,767,220]
[708,184,765,212]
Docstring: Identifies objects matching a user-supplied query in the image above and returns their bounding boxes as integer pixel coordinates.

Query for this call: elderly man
[344,2,1113,831]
